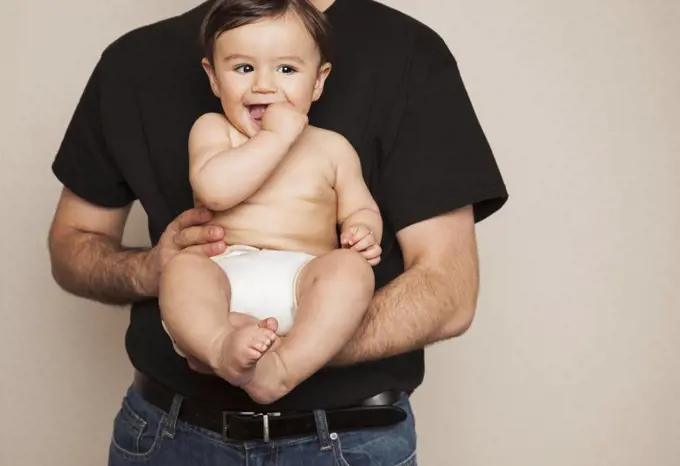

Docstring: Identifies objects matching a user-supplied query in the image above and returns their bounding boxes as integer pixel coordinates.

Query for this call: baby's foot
[212,318,278,386]
[243,351,292,405]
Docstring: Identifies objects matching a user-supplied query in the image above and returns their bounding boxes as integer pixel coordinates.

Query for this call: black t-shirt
[52,0,508,411]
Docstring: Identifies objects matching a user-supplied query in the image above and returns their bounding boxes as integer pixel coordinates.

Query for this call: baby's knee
[164,250,205,274]
[327,249,375,293]
[160,250,208,290]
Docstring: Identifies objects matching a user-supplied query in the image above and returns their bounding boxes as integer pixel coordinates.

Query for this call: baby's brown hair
[201,0,331,65]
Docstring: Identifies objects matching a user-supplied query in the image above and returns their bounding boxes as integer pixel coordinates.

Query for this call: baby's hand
[340,224,382,266]
[261,102,308,146]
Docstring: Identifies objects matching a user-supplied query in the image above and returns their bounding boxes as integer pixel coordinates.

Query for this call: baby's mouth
[247,104,269,124]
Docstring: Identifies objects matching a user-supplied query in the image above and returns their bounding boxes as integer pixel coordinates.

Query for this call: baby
[159,0,383,404]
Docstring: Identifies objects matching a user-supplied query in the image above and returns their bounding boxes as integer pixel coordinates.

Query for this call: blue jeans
[108,386,418,465]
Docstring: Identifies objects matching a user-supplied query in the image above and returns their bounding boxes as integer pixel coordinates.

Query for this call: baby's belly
[212,201,339,257]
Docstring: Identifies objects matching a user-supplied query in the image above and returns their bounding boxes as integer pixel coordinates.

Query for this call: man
[48,0,508,464]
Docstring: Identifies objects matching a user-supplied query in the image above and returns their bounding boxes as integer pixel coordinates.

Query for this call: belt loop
[313,409,333,451]
[162,393,183,439]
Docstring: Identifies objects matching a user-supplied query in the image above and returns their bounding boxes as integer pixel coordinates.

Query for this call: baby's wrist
[259,128,293,150]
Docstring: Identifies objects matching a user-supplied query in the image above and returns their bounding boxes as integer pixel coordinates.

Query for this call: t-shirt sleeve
[51,58,136,207]
[378,30,508,232]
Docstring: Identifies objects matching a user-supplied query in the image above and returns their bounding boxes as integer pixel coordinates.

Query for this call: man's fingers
[174,207,213,231]
[183,241,226,257]
[174,225,224,248]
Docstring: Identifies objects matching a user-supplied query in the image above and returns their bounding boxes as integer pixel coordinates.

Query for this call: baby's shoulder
[303,125,347,143]
[192,112,232,132]
[301,126,357,158]
[189,112,241,147]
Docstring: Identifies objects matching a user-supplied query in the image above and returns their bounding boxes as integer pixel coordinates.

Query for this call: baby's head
[200,0,332,136]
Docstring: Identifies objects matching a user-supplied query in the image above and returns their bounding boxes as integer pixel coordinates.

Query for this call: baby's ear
[312,62,332,102]
[201,58,220,97]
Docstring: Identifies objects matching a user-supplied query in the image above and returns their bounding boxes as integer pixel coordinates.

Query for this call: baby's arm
[188,113,290,211]
[331,133,383,264]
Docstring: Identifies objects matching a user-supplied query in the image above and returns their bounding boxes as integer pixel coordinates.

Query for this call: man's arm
[48,188,226,305]
[48,188,149,305]
[332,204,479,365]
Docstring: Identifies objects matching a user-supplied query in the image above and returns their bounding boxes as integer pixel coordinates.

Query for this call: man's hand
[142,207,227,296]
[49,189,221,305]
[340,223,382,266]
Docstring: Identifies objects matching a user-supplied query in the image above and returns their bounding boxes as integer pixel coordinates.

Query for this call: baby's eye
[234,64,254,73]
[278,65,297,74]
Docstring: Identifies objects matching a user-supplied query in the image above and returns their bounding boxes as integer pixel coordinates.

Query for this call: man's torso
[88,0,443,410]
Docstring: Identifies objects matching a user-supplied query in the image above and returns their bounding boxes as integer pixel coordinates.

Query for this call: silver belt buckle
[222,411,281,443]
[262,412,281,443]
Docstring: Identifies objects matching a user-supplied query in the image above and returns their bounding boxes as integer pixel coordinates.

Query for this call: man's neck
[312,0,336,12]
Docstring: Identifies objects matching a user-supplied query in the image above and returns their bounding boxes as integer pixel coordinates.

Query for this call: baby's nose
[251,72,277,94]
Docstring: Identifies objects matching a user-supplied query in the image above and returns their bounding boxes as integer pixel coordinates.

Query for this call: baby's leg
[244,249,374,404]
[159,250,278,386]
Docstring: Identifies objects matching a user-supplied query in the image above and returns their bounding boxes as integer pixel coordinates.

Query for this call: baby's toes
[251,329,276,352]
[243,347,262,361]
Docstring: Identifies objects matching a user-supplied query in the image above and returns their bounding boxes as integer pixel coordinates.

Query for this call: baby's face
[204,11,330,137]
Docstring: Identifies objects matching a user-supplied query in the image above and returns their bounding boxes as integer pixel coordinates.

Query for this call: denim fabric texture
[108,386,417,465]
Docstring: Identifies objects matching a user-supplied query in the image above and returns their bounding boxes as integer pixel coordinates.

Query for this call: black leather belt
[132,371,407,442]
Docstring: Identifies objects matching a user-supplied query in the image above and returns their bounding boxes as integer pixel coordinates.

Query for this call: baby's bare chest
[250,148,336,205]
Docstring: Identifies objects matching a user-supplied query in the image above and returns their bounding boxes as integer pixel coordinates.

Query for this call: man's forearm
[332,263,476,365]
[50,230,153,306]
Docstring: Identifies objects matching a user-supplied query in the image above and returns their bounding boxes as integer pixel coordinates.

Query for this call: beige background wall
[1,0,678,464]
